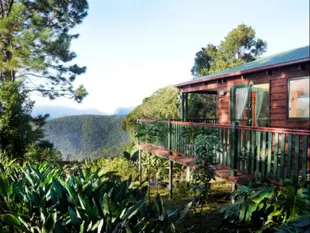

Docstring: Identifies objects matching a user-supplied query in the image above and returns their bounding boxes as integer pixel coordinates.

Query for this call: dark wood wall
[181,62,310,130]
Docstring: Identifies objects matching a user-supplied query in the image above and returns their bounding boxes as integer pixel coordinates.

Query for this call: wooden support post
[185,93,188,121]
[169,160,173,199]
[181,93,185,121]
[138,149,142,184]
[186,167,191,181]
[231,182,237,204]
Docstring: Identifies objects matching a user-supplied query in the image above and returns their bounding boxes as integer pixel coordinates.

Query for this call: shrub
[83,157,139,180]
[220,179,310,232]
[24,141,61,164]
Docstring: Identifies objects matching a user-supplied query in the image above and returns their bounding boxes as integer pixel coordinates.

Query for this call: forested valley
[44,115,129,160]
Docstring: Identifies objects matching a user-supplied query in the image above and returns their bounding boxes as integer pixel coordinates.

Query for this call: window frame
[287,76,310,120]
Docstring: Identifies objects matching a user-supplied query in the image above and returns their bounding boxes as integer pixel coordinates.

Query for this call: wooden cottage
[175,45,309,129]
[137,45,310,197]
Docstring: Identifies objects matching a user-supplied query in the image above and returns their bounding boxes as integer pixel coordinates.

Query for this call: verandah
[136,119,309,195]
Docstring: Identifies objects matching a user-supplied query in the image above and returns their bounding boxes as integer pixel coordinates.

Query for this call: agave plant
[0,159,191,233]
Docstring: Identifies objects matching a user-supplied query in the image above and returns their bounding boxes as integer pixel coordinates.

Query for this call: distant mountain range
[32,105,107,119]
[32,105,135,119]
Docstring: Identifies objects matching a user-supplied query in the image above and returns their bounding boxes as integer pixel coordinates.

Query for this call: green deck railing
[137,119,310,183]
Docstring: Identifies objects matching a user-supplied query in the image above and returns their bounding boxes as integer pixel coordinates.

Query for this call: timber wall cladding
[268,63,309,129]
[216,62,310,129]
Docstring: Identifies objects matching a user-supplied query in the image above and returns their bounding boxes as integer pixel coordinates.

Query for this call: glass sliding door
[231,83,270,126]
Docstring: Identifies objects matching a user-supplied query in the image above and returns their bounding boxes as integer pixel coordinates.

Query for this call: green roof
[197,45,310,81]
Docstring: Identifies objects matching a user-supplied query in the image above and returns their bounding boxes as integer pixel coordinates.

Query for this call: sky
[33,0,310,114]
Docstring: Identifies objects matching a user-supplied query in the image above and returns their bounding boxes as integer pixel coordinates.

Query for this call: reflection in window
[288,77,309,119]
[252,83,269,127]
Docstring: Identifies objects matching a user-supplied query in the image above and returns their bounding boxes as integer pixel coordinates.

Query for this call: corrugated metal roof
[175,45,310,87]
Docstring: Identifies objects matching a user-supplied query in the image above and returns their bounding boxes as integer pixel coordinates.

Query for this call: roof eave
[174,57,310,88]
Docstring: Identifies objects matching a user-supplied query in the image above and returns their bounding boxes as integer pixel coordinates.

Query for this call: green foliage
[123,86,180,138]
[135,121,171,147]
[0,81,47,159]
[141,153,185,180]
[123,150,185,181]
[0,0,88,101]
[274,217,310,233]
[83,157,138,180]
[24,141,61,164]
[188,93,217,119]
[220,180,310,232]
[44,115,129,160]
[191,24,267,78]
[0,158,191,232]
[190,129,220,213]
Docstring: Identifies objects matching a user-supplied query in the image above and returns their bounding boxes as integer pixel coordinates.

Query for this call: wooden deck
[137,143,255,185]
[137,119,310,186]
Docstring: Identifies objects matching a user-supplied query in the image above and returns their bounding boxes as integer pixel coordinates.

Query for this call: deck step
[137,143,254,185]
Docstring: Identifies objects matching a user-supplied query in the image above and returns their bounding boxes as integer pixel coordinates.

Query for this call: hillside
[113,107,134,115]
[123,86,180,134]
[44,115,129,160]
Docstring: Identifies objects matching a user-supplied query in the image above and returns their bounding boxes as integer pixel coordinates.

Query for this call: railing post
[136,119,140,145]
[168,119,173,199]
[230,122,237,176]
[168,119,171,152]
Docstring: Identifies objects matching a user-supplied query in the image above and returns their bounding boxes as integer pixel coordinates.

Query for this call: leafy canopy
[0,0,88,102]
[191,24,267,78]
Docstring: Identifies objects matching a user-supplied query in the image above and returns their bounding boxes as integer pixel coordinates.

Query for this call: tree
[0,0,88,102]
[0,81,48,159]
[191,24,267,78]
[123,86,180,134]
[191,44,218,77]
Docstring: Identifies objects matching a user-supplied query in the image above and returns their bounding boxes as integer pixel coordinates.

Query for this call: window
[288,76,310,119]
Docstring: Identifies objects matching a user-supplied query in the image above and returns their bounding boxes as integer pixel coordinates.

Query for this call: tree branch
[21,72,44,78]
[0,0,4,18]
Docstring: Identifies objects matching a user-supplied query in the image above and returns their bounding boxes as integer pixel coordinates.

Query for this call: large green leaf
[155,194,164,218]
[69,207,82,226]
[42,212,57,233]
[0,214,21,227]
[124,200,145,219]
[58,178,78,202]
[177,201,192,222]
